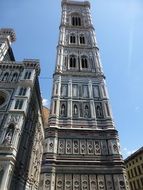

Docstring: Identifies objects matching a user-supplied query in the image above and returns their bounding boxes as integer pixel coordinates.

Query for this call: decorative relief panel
[73,175,80,190]
[58,139,65,154]
[56,174,64,190]
[47,138,54,153]
[101,140,108,155]
[105,175,114,190]
[80,140,86,154]
[94,141,101,155]
[97,175,105,190]
[65,174,72,190]
[73,139,79,154]
[87,140,94,154]
[54,174,127,190]
[45,174,51,190]
[66,139,72,154]
[81,175,89,190]
[89,175,97,190]
[108,140,119,155]
[57,139,113,156]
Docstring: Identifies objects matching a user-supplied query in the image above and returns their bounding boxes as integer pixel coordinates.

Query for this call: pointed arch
[81,56,88,69]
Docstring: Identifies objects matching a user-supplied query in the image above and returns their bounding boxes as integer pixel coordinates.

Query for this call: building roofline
[124,146,143,163]
[62,0,90,8]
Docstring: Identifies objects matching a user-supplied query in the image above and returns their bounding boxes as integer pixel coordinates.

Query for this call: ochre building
[125,147,143,190]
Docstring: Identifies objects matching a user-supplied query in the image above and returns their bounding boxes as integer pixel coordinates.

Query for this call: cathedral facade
[0,29,44,190]
[40,0,130,190]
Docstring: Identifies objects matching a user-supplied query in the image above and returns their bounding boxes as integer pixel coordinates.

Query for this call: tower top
[0,28,16,43]
[62,0,90,8]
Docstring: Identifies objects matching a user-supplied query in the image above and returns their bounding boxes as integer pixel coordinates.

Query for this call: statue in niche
[3,124,14,145]
[73,105,78,115]
[96,104,103,117]
[84,105,89,118]
[61,104,66,116]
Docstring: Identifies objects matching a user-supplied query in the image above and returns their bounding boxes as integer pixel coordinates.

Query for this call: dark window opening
[70,56,76,68]
[72,16,81,26]
[81,56,88,68]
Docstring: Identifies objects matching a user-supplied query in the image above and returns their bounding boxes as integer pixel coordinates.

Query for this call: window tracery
[70,55,76,68]
[81,56,88,69]
[72,16,81,26]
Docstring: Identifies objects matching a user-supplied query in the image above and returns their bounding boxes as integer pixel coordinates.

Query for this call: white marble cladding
[39,173,129,190]
[44,137,120,156]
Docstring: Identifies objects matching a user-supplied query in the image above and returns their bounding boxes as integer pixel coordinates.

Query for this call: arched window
[80,35,85,44]
[14,99,24,109]
[11,73,18,82]
[3,124,15,145]
[19,87,27,96]
[72,16,81,26]
[70,55,76,68]
[2,72,9,81]
[70,34,76,44]
[81,56,88,69]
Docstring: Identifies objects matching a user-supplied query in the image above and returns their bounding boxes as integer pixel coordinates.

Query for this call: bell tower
[40,1,130,190]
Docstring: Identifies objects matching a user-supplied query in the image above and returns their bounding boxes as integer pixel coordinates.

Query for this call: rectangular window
[137,179,140,189]
[137,165,141,175]
[134,167,137,176]
[131,169,133,178]
[129,181,133,190]
[141,177,143,186]
[127,171,131,179]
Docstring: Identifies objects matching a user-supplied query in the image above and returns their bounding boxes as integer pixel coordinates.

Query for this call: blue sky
[0,0,143,158]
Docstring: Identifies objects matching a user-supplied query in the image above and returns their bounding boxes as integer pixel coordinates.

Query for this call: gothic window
[70,55,76,68]
[14,99,24,109]
[81,56,88,69]
[19,87,27,96]
[11,73,18,82]
[83,85,88,97]
[80,34,85,44]
[70,33,76,44]
[2,72,9,81]
[72,85,78,97]
[3,124,15,145]
[72,16,81,26]
[24,71,31,79]
[60,103,66,117]
[93,86,100,98]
